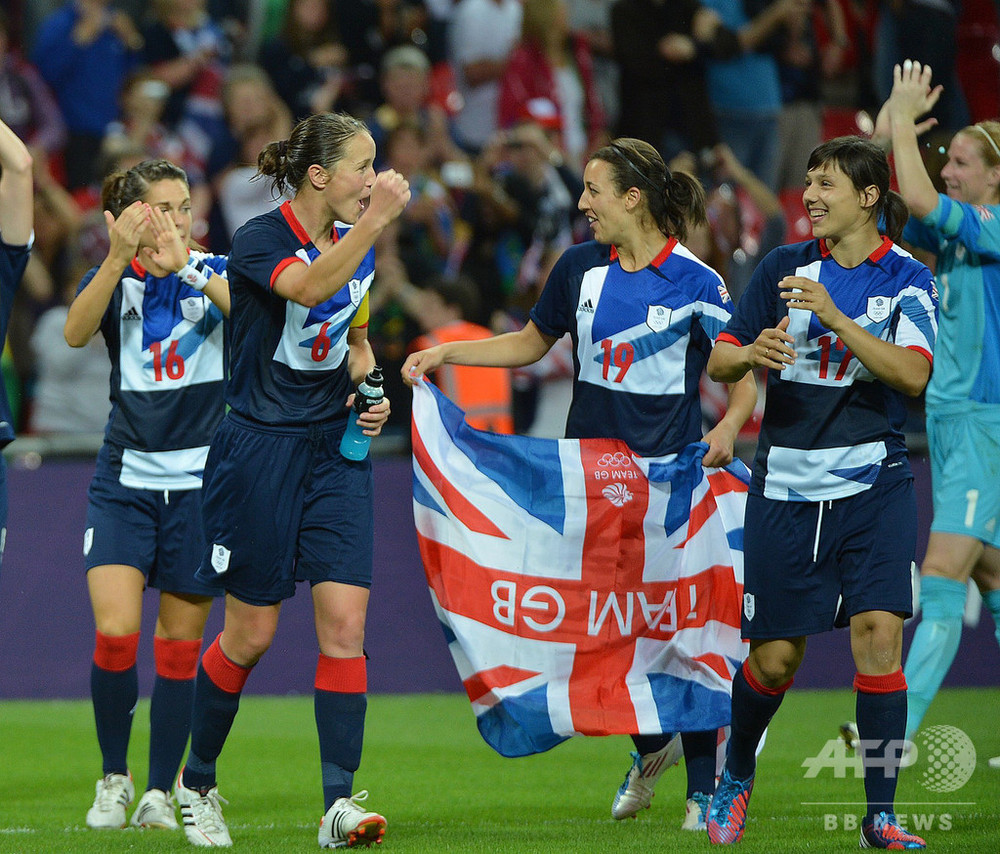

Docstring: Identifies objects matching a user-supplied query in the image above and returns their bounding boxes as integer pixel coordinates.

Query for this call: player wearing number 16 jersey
[63,159,229,833]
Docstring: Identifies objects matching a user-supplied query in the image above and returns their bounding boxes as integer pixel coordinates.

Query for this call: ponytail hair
[101,158,189,218]
[592,137,706,241]
[258,111,369,197]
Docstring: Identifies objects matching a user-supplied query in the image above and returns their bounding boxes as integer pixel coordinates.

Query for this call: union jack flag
[411,379,750,757]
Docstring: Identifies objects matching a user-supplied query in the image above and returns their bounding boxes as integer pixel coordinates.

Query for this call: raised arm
[65,203,149,346]
[0,118,33,246]
[274,170,411,307]
[887,60,944,219]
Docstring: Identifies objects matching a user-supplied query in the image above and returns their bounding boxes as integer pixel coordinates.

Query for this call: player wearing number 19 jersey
[530,237,734,457]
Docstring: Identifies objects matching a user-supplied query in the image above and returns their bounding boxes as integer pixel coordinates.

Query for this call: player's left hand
[346,395,391,437]
[701,423,736,468]
[141,205,188,276]
[779,275,844,330]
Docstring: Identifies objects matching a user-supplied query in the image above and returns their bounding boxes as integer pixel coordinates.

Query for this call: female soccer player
[0,118,32,576]
[703,136,937,849]
[403,136,758,831]
[175,112,408,849]
[884,60,1000,752]
[64,159,229,831]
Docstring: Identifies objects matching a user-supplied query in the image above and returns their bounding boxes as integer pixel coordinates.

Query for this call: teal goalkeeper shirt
[903,195,1000,411]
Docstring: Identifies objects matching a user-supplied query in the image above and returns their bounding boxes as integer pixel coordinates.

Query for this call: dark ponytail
[101,158,189,218]
[258,112,369,197]
[593,138,706,241]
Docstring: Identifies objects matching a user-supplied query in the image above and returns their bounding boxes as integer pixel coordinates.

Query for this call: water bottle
[340,366,384,460]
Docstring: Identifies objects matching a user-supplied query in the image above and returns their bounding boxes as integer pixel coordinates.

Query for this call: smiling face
[940,131,1000,205]
[141,178,192,247]
[322,132,377,224]
[802,159,876,243]
[579,157,632,245]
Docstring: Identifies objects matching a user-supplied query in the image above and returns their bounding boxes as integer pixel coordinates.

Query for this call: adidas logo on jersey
[579,298,595,313]
[122,306,142,321]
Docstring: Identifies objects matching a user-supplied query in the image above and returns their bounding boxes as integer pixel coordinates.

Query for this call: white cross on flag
[411,379,750,757]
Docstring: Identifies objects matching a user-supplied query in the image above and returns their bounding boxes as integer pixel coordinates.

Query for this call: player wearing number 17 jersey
[705,137,936,849]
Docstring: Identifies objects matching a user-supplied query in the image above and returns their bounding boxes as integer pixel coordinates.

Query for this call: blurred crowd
[2,0,998,444]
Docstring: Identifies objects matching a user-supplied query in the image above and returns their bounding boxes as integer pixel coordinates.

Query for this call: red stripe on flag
[692,652,735,682]
[464,665,542,706]
[413,425,508,539]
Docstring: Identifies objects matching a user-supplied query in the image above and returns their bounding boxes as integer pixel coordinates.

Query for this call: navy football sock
[726,662,789,781]
[631,733,676,756]
[682,730,718,798]
[148,637,201,792]
[91,631,140,776]
[315,655,367,810]
[855,670,907,823]
[184,636,251,790]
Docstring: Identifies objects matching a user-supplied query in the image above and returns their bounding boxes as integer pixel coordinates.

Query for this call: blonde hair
[966,122,1000,166]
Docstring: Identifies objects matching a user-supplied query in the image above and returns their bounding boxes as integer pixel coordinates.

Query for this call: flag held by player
[411,379,749,757]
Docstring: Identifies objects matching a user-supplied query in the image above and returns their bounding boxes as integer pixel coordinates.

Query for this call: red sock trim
[154,636,202,680]
[854,669,907,694]
[202,635,252,694]
[742,659,793,697]
[93,631,140,672]
[315,654,367,693]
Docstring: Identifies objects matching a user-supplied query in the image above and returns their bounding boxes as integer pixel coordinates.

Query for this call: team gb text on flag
[411,379,750,758]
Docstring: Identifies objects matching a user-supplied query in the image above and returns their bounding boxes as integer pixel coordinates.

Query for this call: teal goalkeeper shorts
[926,405,1000,548]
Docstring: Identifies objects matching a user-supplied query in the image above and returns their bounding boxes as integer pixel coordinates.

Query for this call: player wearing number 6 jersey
[704,136,936,849]
[64,159,229,833]
[403,137,757,831]
[177,112,408,849]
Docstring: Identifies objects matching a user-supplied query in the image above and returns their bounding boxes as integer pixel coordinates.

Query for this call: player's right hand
[401,346,445,387]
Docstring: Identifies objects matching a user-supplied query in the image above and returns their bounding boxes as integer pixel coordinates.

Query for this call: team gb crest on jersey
[180,296,205,323]
[866,295,891,323]
[348,278,363,306]
[646,305,672,333]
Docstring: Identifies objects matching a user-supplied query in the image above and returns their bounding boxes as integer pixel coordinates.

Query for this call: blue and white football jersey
[224,201,372,425]
[719,237,937,502]
[85,250,229,489]
[530,238,733,456]
[904,195,1000,410]
[1,236,30,447]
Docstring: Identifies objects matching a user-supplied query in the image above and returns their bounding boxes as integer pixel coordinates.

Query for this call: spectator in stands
[103,68,211,238]
[498,0,607,172]
[367,44,462,172]
[208,63,294,250]
[610,0,732,162]
[382,118,457,281]
[258,0,350,122]
[699,0,810,192]
[448,0,523,153]
[566,0,619,130]
[28,256,110,435]
[141,0,233,174]
[0,8,66,169]
[31,0,142,189]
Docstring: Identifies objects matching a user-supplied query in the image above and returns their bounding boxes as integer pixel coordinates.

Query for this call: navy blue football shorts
[741,472,916,639]
[84,469,221,597]
[196,412,374,606]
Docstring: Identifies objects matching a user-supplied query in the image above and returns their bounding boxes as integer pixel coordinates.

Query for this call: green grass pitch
[1,688,996,852]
